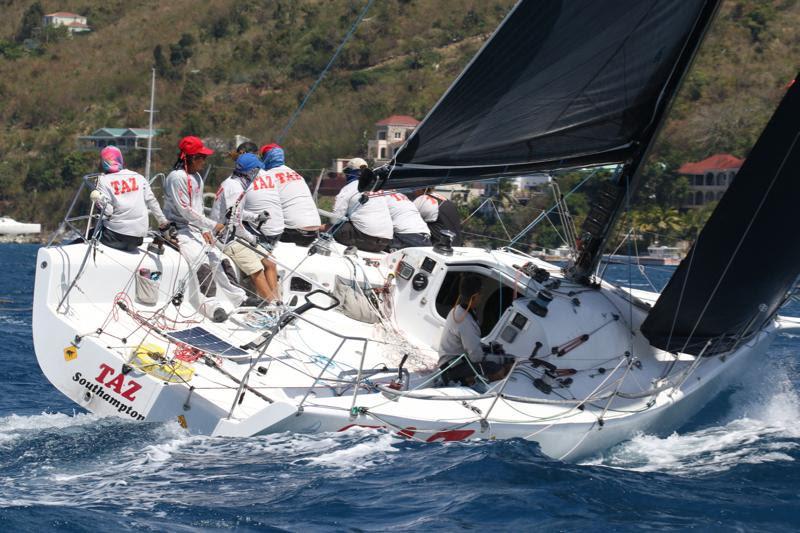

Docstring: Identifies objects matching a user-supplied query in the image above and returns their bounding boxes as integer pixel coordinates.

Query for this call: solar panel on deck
[167,327,248,358]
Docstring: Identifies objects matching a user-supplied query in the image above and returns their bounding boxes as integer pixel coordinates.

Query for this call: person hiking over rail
[93,146,170,252]
[260,143,323,247]
[331,157,392,253]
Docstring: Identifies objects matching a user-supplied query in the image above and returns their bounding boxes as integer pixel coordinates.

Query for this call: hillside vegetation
[0,0,798,242]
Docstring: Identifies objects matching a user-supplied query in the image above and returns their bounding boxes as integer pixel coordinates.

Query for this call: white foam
[307,430,398,471]
[0,411,106,445]
[589,369,800,476]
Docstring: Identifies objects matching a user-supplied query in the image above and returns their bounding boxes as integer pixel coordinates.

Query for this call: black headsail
[641,74,800,356]
[378,0,720,282]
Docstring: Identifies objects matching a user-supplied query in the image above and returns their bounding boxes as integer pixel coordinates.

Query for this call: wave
[0,411,107,446]
[588,361,800,476]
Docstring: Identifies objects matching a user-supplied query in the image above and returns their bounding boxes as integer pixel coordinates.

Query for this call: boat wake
[588,365,800,476]
[0,411,405,511]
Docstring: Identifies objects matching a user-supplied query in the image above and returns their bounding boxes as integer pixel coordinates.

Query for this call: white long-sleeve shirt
[95,169,167,237]
[242,169,284,237]
[210,175,257,245]
[163,169,217,231]
[333,181,393,239]
[414,193,446,222]
[438,306,484,367]
[269,165,321,229]
[386,192,430,235]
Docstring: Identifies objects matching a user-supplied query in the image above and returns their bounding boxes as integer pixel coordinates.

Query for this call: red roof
[376,115,420,127]
[678,153,743,175]
[46,12,82,17]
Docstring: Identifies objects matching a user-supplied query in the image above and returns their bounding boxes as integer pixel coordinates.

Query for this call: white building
[367,115,420,164]
[43,12,90,33]
[330,158,354,174]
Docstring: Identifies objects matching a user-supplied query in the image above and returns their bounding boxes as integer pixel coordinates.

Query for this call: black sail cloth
[641,73,800,355]
[383,0,717,188]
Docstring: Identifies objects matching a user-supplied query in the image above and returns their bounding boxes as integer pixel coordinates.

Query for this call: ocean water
[1,243,798,531]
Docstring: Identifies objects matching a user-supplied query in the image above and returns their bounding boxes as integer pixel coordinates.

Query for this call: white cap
[345,157,368,170]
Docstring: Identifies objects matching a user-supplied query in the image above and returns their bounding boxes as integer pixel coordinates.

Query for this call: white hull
[32,239,781,461]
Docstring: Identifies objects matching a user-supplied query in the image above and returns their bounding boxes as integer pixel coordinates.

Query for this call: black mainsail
[378,0,720,282]
[641,74,800,356]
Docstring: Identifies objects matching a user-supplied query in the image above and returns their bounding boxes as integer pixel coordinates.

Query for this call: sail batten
[384,0,718,187]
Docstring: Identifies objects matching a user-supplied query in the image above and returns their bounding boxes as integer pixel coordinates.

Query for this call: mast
[565,1,721,284]
[144,68,156,180]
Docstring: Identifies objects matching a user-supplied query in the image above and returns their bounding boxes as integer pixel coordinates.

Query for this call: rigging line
[597,227,632,281]
[679,127,800,354]
[544,213,568,248]
[462,196,493,223]
[276,0,375,143]
[507,168,600,248]
[625,172,634,355]
[489,199,512,240]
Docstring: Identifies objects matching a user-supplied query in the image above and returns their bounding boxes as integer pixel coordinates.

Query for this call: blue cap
[235,153,264,173]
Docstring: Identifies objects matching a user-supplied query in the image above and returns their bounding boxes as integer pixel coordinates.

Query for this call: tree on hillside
[169,34,195,67]
[153,45,170,77]
[16,2,44,43]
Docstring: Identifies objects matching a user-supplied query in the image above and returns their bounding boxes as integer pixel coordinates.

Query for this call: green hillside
[0,0,798,239]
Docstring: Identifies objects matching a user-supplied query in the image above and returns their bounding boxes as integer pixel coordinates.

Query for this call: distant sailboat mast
[144,68,156,180]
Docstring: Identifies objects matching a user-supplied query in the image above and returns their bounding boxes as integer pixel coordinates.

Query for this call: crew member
[94,146,169,252]
[229,141,259,161]
[331,158,392,253]
[260,143,322,246]
[438,275,508,386]
[210,153,278,301]
[385,190,431,250]
[163,136,245,315]
[240,150,285,301]
[413,189,463,246]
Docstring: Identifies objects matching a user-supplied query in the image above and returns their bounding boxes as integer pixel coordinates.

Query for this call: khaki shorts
[223,241,264,276]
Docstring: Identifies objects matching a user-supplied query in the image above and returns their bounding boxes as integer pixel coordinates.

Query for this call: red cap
[259,143,281,157]
[179,136,214,157]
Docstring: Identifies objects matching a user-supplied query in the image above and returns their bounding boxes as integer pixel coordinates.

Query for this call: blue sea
[1,243,798,531]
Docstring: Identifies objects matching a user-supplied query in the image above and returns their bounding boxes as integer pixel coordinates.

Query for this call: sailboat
[0,217,41,236]
[31,0,800,460]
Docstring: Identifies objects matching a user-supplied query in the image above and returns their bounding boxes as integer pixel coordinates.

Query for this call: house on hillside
[77,128,160,152]
[679,153,743,208]
[43,12,91,33]
[367,115,420,164]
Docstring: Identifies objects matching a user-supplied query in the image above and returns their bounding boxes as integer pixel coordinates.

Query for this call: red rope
[173,342,204,363]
